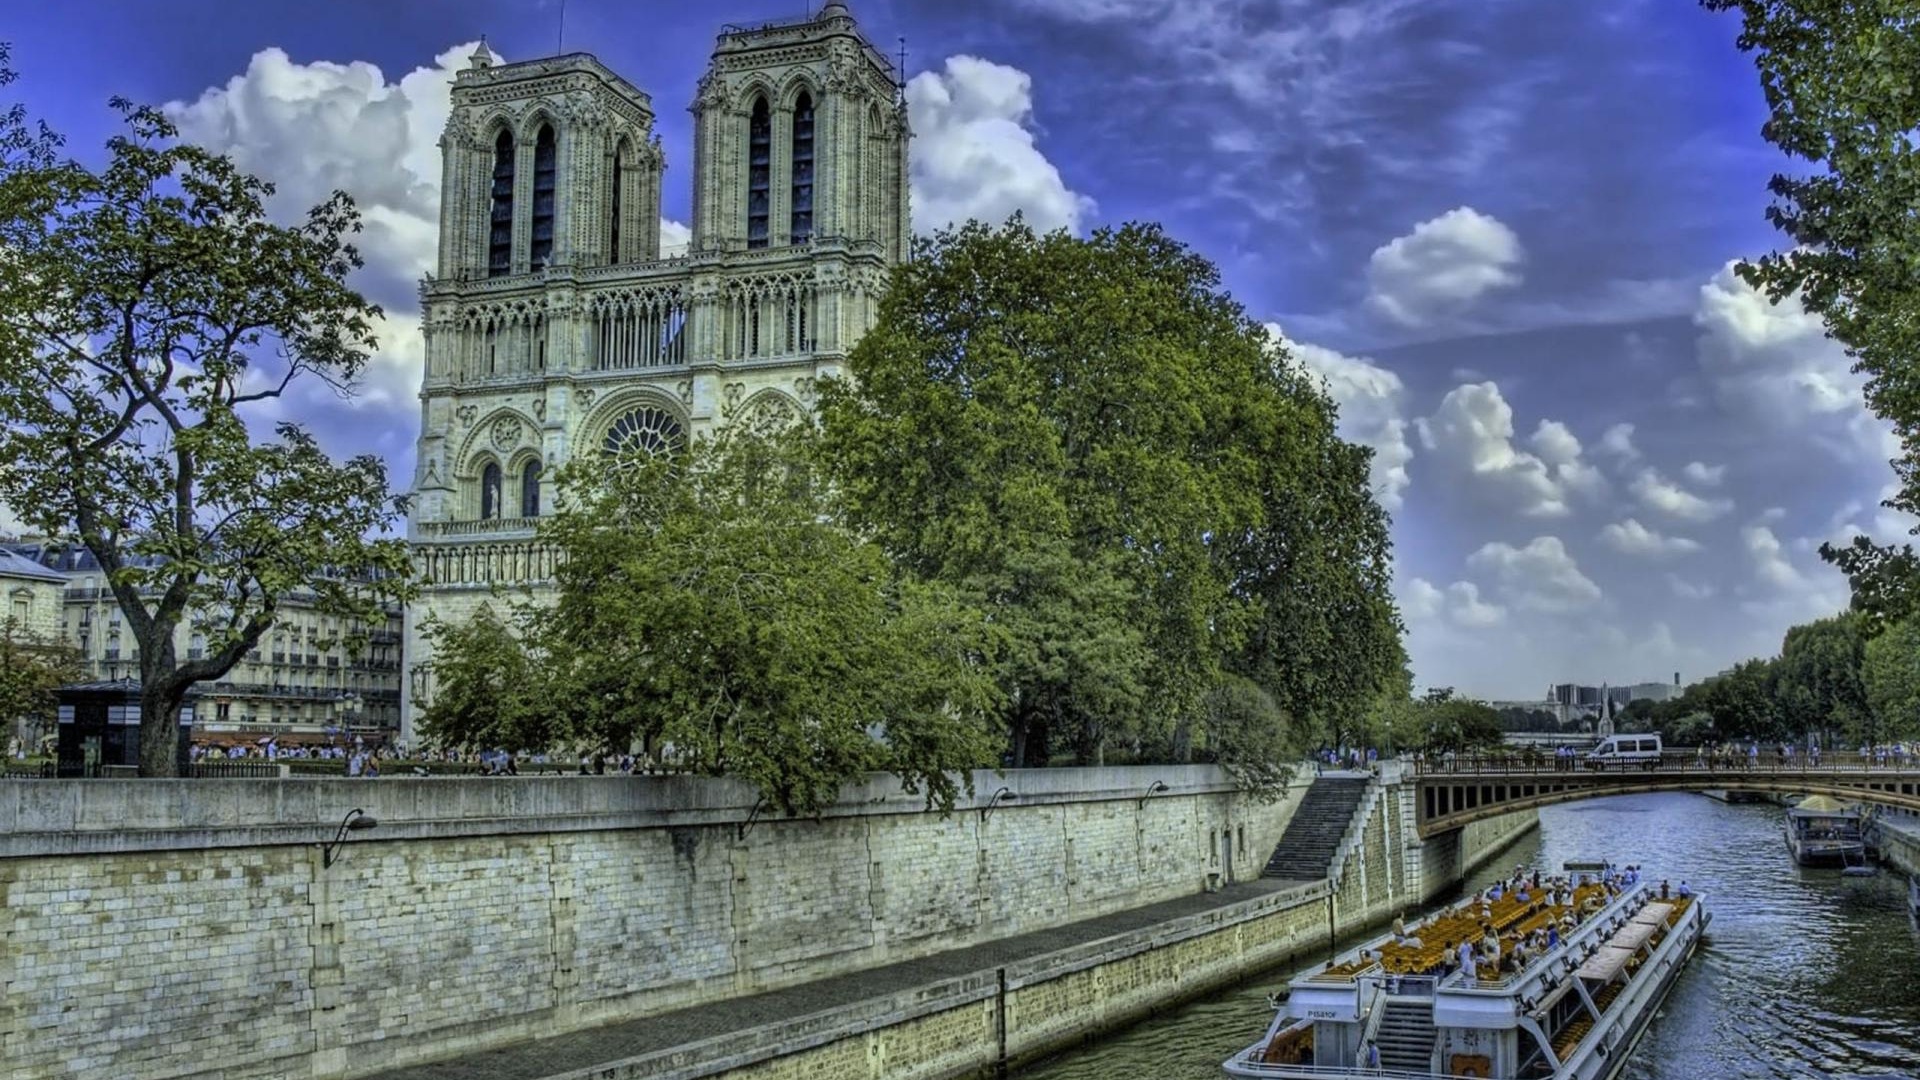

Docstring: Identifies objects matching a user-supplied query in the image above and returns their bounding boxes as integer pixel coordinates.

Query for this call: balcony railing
[415,518,540,539]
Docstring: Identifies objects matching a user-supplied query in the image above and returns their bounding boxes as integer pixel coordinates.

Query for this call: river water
[1016,791,1920,1080]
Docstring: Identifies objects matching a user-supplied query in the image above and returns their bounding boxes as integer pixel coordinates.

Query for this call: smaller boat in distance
[1785,795,1866,867]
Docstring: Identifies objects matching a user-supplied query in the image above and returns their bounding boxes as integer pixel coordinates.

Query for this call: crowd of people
[1339,862,1677,987]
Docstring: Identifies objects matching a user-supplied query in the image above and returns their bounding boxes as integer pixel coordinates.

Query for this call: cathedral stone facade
[402,1,909,743]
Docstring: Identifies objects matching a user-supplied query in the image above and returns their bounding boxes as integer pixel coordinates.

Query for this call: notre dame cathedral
[401,1,910,742]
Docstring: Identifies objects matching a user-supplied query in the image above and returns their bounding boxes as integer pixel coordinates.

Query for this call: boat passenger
[1547,925,1560,950]
[1677,880,1691,897]
[1392,913,1406,938]
[1660,880,1671,900]
[1457,940,1474,972]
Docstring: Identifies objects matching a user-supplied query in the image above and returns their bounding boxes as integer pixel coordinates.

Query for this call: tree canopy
[1704,1,1920,616]
[422,421,1003,816]
[815,219,1402,777]
[0,617,82,750]
[0,53,411,773]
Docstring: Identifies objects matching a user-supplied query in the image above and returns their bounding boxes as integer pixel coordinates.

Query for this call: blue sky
[6,0,1902,700]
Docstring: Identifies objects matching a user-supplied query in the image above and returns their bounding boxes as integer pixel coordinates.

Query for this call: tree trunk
[138,633,185,777]
[1008,713,1029,770]
[138,683,185,777]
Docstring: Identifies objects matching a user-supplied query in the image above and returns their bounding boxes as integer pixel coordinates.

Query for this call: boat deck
[1312,880,1619,982]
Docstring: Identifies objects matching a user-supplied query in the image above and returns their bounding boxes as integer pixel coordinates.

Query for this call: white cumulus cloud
[1599,518,1702,558]
[1416,382,1600,518]
[1404,577,1506,628]
[1681,461,1726,486]
[1667,574,1715,601]
[1467,536,1603,613]
[1695,260,1894,462]
[1629,468,1734,524]
[1742,524,1803,589]
[1268,326,1413,510]
[1596,422,1640,463]
[1365,207,1523,327]
[908,55,1095,235]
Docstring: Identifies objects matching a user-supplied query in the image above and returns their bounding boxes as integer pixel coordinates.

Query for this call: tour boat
[1224,862,1709,1079]
[1784,795,1866,867]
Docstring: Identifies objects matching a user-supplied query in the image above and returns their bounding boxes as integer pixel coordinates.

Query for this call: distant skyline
[5,0,1900,699]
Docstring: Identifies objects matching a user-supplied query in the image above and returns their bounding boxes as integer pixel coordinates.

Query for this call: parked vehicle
[1586,734,1663,770]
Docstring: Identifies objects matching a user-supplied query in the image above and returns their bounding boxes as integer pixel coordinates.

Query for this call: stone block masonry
[0,766,1307,1080]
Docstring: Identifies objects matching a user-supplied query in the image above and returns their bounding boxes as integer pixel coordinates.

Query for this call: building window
[530,125,557,270]
[488,129,514,277]
[747,98,770,249]
[189,633,205,660]
[610,145,623,263]
[791,92,814,244]
[481,463,503,520]
[521,462,541,518]
[603,406,685,459]
[9,597,26,624]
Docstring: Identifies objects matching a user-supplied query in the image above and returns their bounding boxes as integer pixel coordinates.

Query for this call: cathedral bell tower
[402,6,911,747]
[689,1,910,262]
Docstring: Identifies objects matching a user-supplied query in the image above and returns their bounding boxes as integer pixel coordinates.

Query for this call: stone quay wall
[603,771,1538,1080]
[0,766,1307,1080]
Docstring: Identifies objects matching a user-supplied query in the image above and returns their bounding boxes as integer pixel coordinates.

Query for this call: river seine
[1016,791,1920,1080]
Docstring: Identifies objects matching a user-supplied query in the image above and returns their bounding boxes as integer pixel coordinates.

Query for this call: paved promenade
[365,877,1316,1080]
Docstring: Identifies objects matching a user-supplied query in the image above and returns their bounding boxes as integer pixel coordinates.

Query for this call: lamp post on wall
[981,786,1018,823]
[322,808,380,868]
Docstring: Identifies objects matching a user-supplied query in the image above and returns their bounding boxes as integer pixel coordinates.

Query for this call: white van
[1585,733,1663,770]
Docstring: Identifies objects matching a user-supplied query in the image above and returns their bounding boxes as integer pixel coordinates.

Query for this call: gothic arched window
[520,462,541,518]
[603,406,685,459]
[791,92,815,244]
[480,463,502,520]
[747,97,771,249]
[488,129,514,276]
[530,125,558,270]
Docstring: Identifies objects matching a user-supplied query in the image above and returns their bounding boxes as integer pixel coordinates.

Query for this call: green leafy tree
[1775,613,1868,747]
[816,218,1400,772]
[427,421,1002,816]
[1697,659,1787,743]
[1704,2,1920,610]
[1420,696,1503,753]
[0,619,83,749]
[0,60,411,774]
[1861,616,1920,747]
[419,605,564,754]
[1819,536,1920,637]
[1194,673,1301,796]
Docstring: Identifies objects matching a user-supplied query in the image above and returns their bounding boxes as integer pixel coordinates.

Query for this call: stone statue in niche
[676,379,693,405]
[793,377,816,405]
[490,415,521,451]
[532,399,546,422]
[723,382,744,411]
[456,405,477,426]
[577,387,596,408]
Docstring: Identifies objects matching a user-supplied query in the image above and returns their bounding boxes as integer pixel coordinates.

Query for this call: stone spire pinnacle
[469,38,493,69]
[820,0,852,17]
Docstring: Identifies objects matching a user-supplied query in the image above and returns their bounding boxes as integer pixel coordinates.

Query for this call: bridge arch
[1415,761,1920,838]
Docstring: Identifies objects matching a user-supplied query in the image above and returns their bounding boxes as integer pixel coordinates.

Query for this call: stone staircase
[1262,776,1371,880]
[1373,997,1437,1072]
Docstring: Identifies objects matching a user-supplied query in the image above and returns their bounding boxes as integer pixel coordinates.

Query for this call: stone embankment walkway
[366,876,1317,1080]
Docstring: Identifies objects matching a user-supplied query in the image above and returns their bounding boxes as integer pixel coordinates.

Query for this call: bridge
[1413,750,1920,838]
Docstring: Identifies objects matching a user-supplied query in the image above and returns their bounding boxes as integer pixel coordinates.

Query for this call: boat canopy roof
[1631,902,1674,927]
[1576,944,1638,981]
[1563,859,1612,871]
[1790,794,1856,816]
